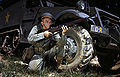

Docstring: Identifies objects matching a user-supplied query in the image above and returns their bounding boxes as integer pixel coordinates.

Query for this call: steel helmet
[28,55,43,71]
[41,12,55,21]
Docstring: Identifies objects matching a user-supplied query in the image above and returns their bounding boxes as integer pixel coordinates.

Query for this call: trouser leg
[47,42,65,68]
[55,45,65,68]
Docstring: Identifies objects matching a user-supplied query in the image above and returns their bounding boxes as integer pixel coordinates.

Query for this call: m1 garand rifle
[48,18,86,36]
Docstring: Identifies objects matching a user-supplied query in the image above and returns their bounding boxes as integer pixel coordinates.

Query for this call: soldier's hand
[44,31,52,37]
[62,25,69,35]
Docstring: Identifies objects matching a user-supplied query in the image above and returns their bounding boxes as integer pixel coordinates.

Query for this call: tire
[58,26,94,70]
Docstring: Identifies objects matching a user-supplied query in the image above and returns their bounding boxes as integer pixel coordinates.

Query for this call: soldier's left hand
[61,25,69,35]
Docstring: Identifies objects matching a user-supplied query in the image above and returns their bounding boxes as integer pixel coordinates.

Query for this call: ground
[0,54,120,77]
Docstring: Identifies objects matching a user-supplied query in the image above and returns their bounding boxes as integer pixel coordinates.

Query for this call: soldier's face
[41,18,52,29]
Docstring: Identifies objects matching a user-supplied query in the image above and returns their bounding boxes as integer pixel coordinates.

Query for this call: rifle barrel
[49,18,85,32]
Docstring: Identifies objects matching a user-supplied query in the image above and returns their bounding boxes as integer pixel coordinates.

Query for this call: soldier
[27,12,69,71]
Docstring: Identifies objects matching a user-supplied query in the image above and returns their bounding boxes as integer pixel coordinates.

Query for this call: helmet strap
[42,21,47,30]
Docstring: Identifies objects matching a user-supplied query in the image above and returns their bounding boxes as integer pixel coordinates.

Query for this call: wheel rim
[63,36,78,64]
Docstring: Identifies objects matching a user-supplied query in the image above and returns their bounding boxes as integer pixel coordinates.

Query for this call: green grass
[0,54,118,77]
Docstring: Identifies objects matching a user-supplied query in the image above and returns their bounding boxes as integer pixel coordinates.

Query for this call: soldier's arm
[27,25,45,43]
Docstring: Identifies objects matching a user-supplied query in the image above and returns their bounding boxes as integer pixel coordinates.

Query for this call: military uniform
[27,24,66,70]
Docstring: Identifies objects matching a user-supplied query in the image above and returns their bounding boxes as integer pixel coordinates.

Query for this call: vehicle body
[0,0,120,70]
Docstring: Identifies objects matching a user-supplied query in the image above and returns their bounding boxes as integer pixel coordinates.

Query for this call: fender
[55,9,95,31]
[55,9,89,19]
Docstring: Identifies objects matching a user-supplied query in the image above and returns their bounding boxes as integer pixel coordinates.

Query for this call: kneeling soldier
[27,12,69,71]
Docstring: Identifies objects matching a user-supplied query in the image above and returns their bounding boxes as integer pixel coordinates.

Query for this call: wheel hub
[63,36,77,63]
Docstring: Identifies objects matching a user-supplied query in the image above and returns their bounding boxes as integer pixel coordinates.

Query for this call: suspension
[0,29,20,55]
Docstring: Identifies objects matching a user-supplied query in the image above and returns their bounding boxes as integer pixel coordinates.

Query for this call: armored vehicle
[0,0,120,70]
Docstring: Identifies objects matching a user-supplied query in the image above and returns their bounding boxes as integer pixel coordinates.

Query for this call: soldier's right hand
[44,31,52,37]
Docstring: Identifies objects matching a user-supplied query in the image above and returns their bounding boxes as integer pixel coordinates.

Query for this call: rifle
[49,18,86,33]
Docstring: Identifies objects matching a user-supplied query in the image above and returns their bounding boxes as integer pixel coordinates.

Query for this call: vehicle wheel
[58,26,94,70]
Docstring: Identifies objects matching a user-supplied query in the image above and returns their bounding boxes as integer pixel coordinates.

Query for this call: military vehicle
[0,0,120,70]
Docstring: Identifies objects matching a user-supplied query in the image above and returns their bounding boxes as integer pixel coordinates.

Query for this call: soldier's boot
[22,47,34,63]
[55,56,63,69]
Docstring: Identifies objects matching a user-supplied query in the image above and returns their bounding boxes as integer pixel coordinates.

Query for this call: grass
[0,54,119,77]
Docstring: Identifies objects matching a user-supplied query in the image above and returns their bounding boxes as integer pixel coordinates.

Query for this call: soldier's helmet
[41,12,55,21]
[28,55,43,71]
